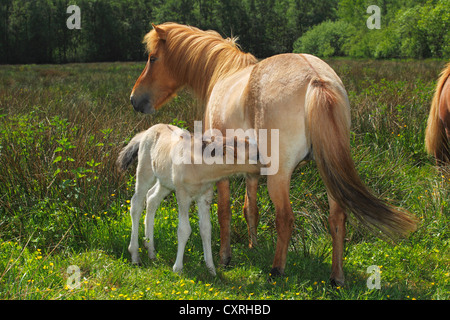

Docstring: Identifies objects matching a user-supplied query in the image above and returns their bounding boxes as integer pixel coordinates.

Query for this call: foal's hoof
[207,267,217,276]
[173,265,183,274]
[131,260,142,267]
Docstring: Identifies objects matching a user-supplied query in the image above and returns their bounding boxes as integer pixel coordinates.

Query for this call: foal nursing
[117,124,262,275]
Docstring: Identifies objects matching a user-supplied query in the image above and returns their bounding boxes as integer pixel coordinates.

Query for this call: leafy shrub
[293,20,356,58]
[347,0,450,59]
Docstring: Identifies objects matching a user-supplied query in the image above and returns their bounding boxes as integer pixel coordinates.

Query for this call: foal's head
[224,136,264,170]
[202,136,263,171]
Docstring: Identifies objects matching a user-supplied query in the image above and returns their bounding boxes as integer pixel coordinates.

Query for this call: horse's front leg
[243,175,259,248]
[198,189,216,275]
[216,179,232,266]
[173,192,192,274]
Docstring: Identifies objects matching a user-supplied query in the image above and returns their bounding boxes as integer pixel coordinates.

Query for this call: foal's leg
[267,173,294,276]
[129,173,155,264]
[144,182,171,259]
[327,194,347,286]
[173,191,192,273]
[216,179,232,266]
[198,189,216,275]
[243,176,259,248]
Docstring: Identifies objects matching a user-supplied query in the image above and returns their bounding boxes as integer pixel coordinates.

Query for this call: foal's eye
[149,56,158,64]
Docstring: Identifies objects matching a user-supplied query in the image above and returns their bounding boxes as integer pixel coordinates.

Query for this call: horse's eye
[149,56,158,64]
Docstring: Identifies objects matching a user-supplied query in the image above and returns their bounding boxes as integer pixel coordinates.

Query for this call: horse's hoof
[330,277,345,287]
[220,255,231,267]
[268,267,283,282]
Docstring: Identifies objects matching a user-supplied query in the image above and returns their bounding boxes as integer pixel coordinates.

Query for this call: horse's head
[130,24,181,114]
[131,23,256,114]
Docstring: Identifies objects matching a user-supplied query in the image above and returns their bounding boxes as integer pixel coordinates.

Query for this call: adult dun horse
[130,23,417,286]
[426,62,450,164]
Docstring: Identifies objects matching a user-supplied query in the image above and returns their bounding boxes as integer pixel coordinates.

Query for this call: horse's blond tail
[425,62,450,164]
[306,78,417,240]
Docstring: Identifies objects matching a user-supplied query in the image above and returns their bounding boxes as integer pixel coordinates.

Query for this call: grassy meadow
[0,59,449,300]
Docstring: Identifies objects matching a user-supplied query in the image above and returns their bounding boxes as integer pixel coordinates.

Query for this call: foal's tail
[117,131,146,171]
[306,77,417,240]
[425,62,450,164]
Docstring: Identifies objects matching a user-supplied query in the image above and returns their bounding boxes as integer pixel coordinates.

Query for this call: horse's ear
[152,23,167,40]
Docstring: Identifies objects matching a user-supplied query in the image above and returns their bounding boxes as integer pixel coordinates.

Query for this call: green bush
[299,0,450,59]
[347,0,450,59]
[293,20,356,58]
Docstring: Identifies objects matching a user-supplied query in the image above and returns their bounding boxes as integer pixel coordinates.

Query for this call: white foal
[117,124,261,275]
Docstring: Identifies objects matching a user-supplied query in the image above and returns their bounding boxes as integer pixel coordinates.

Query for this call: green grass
[0,60,449,300]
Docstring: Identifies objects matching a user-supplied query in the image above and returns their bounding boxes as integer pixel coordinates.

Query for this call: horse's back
[206,53,350,173]
[248,54,342,97]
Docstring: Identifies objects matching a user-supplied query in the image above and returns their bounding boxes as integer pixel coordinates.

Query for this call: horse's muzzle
[130,94,155,114]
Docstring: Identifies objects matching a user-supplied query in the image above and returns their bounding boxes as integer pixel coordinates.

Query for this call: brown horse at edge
[129,23,417,286]
[426,62,450,165]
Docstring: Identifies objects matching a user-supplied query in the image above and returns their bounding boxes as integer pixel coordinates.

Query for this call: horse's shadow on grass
[101,208,430,299]
[109,234,430,300]
[118,234,338,289]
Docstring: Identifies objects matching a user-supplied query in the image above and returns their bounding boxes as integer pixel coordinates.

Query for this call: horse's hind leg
[243,175,260,248]
[144,182,170,259]
[327,195,347,286]
[217,179,232,266]
[129,172,155,265]
[267,173,294,276]
[129,192,144,264]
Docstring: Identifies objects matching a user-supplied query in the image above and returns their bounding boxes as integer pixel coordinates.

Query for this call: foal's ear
[152,23,167,40]
[202,139,210,152]
[233,136,239,159]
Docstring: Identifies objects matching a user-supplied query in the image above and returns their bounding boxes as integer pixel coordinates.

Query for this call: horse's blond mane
[143,23,258,101]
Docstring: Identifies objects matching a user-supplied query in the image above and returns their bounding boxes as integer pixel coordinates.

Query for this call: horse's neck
[203,66,254,130]
[174,51,256,103]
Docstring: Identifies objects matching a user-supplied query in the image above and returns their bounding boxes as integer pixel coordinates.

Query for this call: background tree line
[293,0,450,59]
[0,0,448,64]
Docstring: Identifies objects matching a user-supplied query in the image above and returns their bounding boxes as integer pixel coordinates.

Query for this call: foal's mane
[143,23,258,101]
